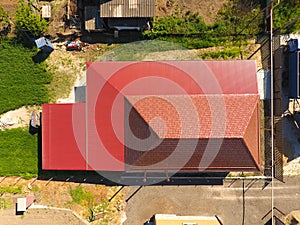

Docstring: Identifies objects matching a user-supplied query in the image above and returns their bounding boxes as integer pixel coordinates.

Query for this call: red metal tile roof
[124,94,261,171]
[126,94,259,139]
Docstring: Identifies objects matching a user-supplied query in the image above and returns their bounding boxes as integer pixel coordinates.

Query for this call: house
[41,60,261,174]
[80,0,155,31]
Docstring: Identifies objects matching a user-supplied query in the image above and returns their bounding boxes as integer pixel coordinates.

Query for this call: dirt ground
[1,0,227,38]
[155,0,227,24]
[1,0,18,17]
[0,177,125,225]
[0,207,87,225]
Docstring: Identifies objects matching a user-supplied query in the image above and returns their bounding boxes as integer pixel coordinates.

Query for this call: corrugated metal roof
[42,103,87,170]
[100,0,155,17]
[86,61,258,95]
[41,5,51,18]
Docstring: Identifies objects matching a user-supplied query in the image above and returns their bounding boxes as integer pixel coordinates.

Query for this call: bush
[70,186,94,205]
[0,5,10,29]
[15,0,48,39]
[0,5,11,37]
[143,12,208,39]
[0,186,23,195]
[199,48,242,60]
[143,0,264,50]
[273,0,300,34]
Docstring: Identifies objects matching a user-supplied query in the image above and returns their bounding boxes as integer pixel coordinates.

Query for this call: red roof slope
[126,94,259,138]
[42,103,86,170]
[87,60,258,96]
[124,94,261,172]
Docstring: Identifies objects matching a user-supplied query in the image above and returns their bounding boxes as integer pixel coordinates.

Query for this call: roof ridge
[124,97,161,138]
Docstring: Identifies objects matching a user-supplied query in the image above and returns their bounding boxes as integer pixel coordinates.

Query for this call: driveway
[123,176,300,225]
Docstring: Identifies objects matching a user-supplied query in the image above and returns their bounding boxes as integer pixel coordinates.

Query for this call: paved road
[123,176,300,225]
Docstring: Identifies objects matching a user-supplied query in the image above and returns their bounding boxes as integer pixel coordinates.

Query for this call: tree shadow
[32,50,52,63]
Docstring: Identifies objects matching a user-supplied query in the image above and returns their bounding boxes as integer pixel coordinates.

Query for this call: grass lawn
[0,128,38,178]
[0,38,52,114]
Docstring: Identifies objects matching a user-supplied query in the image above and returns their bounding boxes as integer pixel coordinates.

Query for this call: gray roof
[100,0,155,17]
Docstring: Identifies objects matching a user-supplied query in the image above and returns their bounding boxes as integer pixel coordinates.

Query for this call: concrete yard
[123,176,300,225]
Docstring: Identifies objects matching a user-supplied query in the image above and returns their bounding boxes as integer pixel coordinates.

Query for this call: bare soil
[1,0,227,37]
[0,177,125,225]
[1,0,18,17]
[155,0,227,24]
[0,207,87,225]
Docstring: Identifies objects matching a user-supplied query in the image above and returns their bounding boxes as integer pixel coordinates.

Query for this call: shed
[100,0,155,18]
[83,0,155,31]
[153,214,221,225]
[41,5,51,19]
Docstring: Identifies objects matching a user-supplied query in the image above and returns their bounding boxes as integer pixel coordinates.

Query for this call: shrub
[216,0,263,38]
[199,48,242,60]
[70,186,94,206]
[15,0,48,39]
[0,198,13,209]
[0,5,11,37]
[0,186,23,195]
[273,0,300,34]
[143,0,264,50]
[0,5,10,29]
[143,12,208,39]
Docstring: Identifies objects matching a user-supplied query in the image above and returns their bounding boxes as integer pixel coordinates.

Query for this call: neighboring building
[288,38,300,98]
[42,60,261,173]
[80,0,155,31]
[147,214,221,225]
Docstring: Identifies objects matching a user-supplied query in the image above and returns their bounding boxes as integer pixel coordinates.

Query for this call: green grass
[69,185,94,205]
[0,38,52,114]
[0,185,22,195]
[199,48,243,60]
[0,128,38,178]
[0,198,13,209]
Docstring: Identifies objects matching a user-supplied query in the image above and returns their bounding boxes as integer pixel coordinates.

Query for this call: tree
[273,0,300,34]
[216,0,263,38]
[15,0,48,39]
